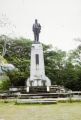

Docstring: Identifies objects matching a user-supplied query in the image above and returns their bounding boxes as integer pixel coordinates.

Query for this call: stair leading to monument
[18,93,58,99]
[16,98,57,104]
[16,92,58,104]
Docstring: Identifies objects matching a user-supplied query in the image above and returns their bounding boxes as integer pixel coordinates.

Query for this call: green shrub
[0,79,11,91]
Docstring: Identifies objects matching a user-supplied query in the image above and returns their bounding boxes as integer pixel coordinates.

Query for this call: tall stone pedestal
[26,43,51,92]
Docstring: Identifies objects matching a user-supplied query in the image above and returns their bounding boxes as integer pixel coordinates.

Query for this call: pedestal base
[26,86,50,93]
[26,43,51,92]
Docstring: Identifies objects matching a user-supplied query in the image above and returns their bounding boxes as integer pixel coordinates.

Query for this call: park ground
[0,102,81,120]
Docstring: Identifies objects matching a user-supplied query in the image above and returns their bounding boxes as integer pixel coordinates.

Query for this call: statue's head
[35,19,38,23]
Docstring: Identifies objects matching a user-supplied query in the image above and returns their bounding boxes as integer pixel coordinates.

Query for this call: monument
[26,19,51,92]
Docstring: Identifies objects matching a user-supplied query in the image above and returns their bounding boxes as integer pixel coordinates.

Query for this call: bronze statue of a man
[32,19,41,42]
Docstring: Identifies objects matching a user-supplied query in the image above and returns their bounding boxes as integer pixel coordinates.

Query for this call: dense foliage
[0,35,81,90]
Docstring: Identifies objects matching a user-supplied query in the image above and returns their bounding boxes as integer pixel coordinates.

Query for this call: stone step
[18,93,58,99]
[16,98,57,104]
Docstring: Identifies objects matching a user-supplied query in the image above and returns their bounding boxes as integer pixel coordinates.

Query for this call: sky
[0,0,81,51]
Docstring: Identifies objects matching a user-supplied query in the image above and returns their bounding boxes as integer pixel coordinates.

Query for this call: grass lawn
[0,102,81,120]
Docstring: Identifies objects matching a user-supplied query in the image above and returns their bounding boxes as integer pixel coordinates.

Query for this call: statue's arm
[39,24,41,30]
[39,24,41,32]
[32,24,34,32]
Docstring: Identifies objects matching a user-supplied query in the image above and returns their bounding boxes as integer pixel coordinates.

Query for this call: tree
[44,48,66,85]
[1,35,81,91]
[0,36,32,86]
